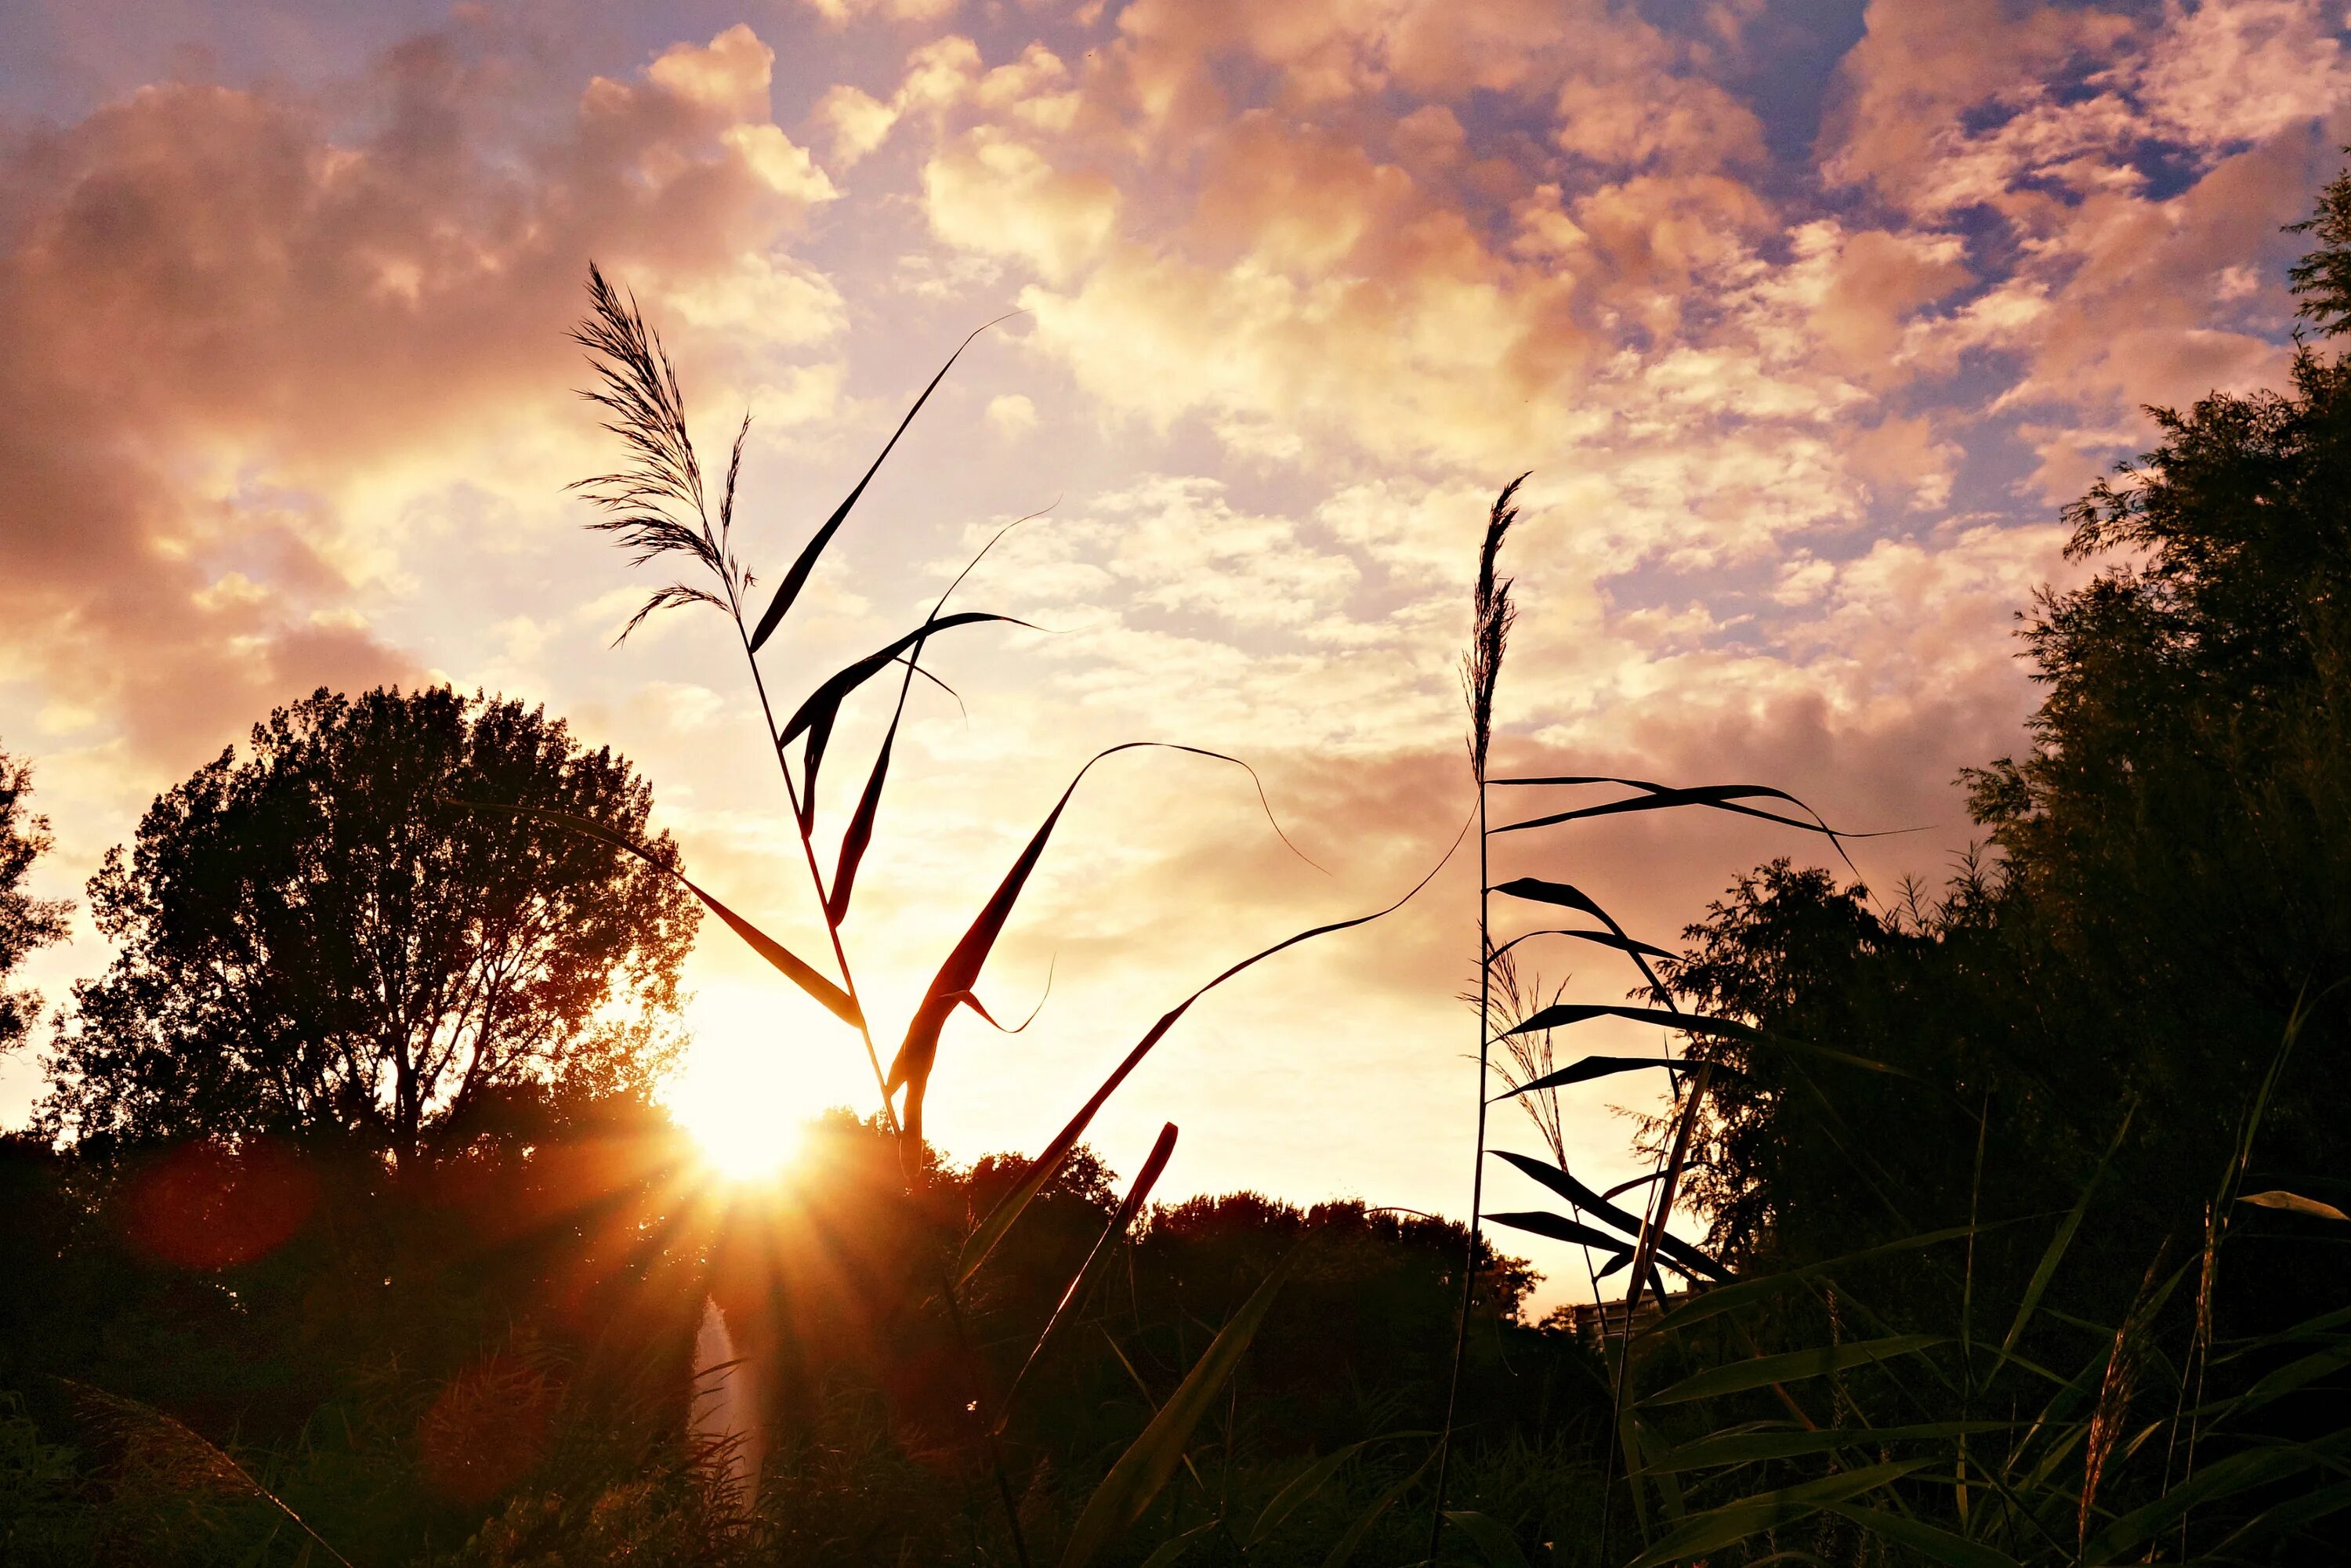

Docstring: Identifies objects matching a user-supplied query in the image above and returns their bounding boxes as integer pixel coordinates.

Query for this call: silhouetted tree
[1650,167,2351,1326]
[0,744,72,1058]
[42,686,697,1174]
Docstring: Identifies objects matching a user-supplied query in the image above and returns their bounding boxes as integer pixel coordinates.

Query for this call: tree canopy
[42,686,699,1171]
[0,744,72,1056]
[1652,176,2351,1330]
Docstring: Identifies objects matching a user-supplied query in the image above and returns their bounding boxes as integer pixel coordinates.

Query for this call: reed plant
[533,266,1456,1566]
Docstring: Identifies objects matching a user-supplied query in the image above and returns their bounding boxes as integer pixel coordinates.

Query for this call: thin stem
[1429,780,1492,1558]
[731,617,900,1138]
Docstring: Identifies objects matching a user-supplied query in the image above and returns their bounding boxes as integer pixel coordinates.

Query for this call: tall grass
[551,266,1459,1565]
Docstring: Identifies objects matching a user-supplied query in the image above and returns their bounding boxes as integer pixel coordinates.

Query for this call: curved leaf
[958,812,1465,1285]
[1495,1054,1694,1097]
[1486,774,1884,874]
[1059,1251,1296,1568]
[748,315,1012,652]
[1443,1510,1533,1568]
[1625,1461,1925,1568]
[1491,925,1675,963]
[1320,1448,1436,1568]
[1656,1422,2016,1472]
[888,742,1294,1151]
[444,798,858,1027]
[997,1122,1179,1425]
[829,512,1041,924]
[1492,1151,1727,1280]
[780,611,1031,823]
[1490,877,1672,997]
[1484,1209,1636,1262]
[1643,1335,1946,1407]
[1824,1502,2021,1568]
[2240,1189,2351,1222]
[1505,1002,1904,1077]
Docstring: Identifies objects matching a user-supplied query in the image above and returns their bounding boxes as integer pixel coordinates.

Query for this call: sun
[665,1034,809,1184]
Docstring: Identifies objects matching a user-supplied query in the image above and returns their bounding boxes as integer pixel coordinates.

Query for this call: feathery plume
[1463,474,1529,779]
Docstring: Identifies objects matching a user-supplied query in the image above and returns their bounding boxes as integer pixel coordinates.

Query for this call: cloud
[0,20,839,762]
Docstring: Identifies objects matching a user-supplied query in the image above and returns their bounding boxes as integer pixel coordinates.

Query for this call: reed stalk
[1429,474,1525,1557]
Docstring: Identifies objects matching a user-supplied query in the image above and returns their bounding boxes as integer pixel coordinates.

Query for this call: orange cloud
[0,21,837,760]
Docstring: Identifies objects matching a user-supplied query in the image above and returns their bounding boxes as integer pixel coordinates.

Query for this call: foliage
[42,687,697,1171]
[0,745,72,1056]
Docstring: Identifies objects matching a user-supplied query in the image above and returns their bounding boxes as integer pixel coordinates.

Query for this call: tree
[0,744,72,1056]
[44,686,699,1172]
[1654,166,2351,1312]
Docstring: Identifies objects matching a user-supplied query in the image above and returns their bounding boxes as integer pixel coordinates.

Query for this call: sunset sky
[4,0,2346,1309]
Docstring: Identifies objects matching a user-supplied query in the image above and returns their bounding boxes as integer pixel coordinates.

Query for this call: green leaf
[1824,1502,2021,1568]
[2080,1440,2329,1563]
[1654,1422,2017,1472]
[1320,1448,1436,1568]
[747,316,1008,653]
[1059,1251,1297,1568]
[2002,1108,2132,1356]
[2240,1189,2351,1222]
[1643,1223,1987,1340]
[1135,1519,1220,1568]
[1443,1510,1532,1568]
[1642,1335,1945,1406]
[1246,1443,1369,1548]
[444,798,859,1027]
[997,1123,1178,1424]
[1625,1461,1925,1567]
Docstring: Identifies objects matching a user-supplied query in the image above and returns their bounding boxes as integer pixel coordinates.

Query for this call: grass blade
[1494,1054,1695,1096]
[747,315,1012,653]
[1485,1208,1639,1260]
[1625,1460,1925,1567]
[1642,1336,1947,1406]
[444,798,859,1027]
[997,1122,1179,1426]
[1824,1501,2023,1568]
[1654,1422,2017,1471]
[1244,1436,1440,1548]
[1059,1251,1298,1568]
[1493,1151,1726,1280]
[1490,925,1675,963]
[1485,775,1884,873]
[780,611,1031,824]
[1642,1224,1986,1339]
[1503,1003,1905,1076]
[1443,1509,1533,1567]
[2001,1108,2132,1357]
[2239,1189,2351,1222]
[1320,1447,1436,1568]
[887,741,1301,1151]
[958,810,1467,1285]
[828,512,1042,925]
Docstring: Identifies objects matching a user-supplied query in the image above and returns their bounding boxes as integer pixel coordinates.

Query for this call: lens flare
[665,1035,806,1182]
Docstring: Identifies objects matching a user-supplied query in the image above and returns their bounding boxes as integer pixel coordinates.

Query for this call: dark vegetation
[4,169,2351,1566]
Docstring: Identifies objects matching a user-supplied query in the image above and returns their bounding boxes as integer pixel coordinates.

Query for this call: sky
[2,0,2346,1311]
